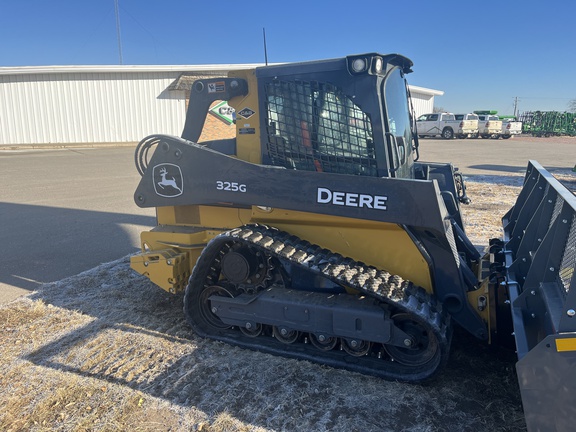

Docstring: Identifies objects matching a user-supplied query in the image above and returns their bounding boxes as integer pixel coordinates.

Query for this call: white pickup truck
[454,114,479,138]
[500,119,522,139]
[416,112,477,139]
[477,114,502,139]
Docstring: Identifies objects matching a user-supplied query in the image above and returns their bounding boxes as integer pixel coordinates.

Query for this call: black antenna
[263,28,268,65]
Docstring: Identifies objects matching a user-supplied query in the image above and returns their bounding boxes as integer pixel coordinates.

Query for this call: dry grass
[460,178,522,246]
[2,172,574,431]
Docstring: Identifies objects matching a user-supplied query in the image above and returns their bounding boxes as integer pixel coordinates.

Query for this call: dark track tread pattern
[184,224,451,382]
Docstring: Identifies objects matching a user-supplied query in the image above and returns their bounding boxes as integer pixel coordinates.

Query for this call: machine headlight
[374,57,383,73]
[351,58,367,73]
[348,55,385,75]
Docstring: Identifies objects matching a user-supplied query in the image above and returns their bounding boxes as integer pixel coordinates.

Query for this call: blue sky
[1,0,575,115]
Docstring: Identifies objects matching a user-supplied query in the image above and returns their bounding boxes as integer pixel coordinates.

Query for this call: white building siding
[409,87,442,118]
[410,93,434,118]
[0,72,186,145]
[0,66,442,146]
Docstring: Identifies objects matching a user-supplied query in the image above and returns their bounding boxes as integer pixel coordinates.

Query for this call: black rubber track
[184,224,452,382]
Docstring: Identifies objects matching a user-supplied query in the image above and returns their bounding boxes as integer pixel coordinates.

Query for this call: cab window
[264,79,377,176]
[383,68,413,167]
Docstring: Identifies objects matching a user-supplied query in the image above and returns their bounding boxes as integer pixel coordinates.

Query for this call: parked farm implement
[519,111,576,136]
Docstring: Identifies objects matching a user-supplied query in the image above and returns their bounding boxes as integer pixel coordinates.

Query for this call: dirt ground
[1,173,574,431]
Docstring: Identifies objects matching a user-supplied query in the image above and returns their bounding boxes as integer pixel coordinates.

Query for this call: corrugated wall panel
[410,93,434,118]
[0,70,438,146]
[0,72,186,145]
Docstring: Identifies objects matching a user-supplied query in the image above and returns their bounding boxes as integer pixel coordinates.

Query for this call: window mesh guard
[264,80,377,176]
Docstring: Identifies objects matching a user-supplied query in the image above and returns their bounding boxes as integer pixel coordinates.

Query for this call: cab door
[383,68,415,179]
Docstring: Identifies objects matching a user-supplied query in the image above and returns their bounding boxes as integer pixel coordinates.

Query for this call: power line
[114,0,123,65]
[118,4,161,62]
[517,96,572,100]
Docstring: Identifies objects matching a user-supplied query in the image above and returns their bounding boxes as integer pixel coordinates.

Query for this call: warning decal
[208,81,226,93]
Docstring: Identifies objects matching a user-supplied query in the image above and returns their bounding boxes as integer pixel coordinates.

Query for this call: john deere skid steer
[130,53,576,431]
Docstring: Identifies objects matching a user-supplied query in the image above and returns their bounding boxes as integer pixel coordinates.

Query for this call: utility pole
[114,0,123,65]
[513,96,519,117]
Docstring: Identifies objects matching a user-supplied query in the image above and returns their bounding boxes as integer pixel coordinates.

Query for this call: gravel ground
[1,171,575,432]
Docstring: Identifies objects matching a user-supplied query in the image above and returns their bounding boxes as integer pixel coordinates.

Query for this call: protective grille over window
[264,80,376,176]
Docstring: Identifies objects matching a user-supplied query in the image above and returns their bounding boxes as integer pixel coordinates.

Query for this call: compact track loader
[131,53,576,431]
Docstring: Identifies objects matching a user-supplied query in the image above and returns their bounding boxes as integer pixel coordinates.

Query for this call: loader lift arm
[181,77,248,143]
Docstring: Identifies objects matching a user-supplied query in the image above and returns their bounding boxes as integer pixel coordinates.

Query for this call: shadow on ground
[0,202,155,292]
[20,257,527,431]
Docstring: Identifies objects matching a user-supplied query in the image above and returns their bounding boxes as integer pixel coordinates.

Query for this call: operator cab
[256,53,418,179]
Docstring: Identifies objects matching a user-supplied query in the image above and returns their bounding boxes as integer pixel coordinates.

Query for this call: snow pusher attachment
[493,161,576,432]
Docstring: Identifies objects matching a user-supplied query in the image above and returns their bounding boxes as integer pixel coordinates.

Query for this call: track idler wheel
[196,285,236,330]
[384,313,439,367]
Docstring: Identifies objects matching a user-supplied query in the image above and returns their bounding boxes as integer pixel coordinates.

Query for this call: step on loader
[130,53,576,431]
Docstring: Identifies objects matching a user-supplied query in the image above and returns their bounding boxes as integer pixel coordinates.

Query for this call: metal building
[0,65,442,147]
[410,85,444,117]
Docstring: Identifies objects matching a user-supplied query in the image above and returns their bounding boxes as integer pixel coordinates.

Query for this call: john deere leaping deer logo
[152,163,183,197]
